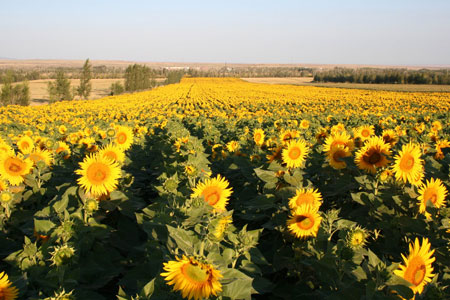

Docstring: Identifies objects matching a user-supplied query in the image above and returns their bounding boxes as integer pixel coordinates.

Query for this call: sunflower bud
[50,245,75,267]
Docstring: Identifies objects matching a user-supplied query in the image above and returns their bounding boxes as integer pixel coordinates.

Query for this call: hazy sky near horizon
[1,0,449,65]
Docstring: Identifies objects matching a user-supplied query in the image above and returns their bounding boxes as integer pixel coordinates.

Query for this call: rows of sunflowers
[0,77,449,299]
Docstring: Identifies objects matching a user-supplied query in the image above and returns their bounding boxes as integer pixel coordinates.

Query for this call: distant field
[243,77,450,92]
[1,59,448,70]
[0,78,165,106]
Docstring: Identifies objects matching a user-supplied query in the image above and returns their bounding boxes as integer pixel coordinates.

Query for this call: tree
[77,59,92,99]
[110,81,124,95]
[166,71,184,84]
[124,64,154,92]
[0,74,30,106]
[48,70,72,102]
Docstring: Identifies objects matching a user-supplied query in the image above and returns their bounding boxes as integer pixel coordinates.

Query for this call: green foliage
[124,64,155,92]
[314,67,450,85]
[47,70,72,102]
[110,81,125,95]
[0,73,30,106]
[165,71,184,85]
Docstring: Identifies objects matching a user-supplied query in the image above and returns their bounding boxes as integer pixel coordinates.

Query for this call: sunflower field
[0,77,450,299]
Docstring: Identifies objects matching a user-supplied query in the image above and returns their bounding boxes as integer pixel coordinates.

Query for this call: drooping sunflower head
[288,188,323,210]
[98,143,125,163]
[326,145,352,169]
[0,271,19,300]
[253,129,265,146]
[17,135,34,154]
[212,215,233,240]
[355,136,391,174]
[114,125,134,150]
[75,153,121,198]
[0,152,34,186]
[282,139,309,169]
[392,143,424,185]
[417,178,447,216]
[394,237,435,295]
[161,256,223,300]
[287,205,322,239]
[191,175,232,212]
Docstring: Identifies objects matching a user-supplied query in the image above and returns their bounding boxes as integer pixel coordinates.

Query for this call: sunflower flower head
[288,188,323,210]
[282,139,309,169]
[392,143,424,186]
[0,152,34,186]
[287,205,322,239]
[355,136,391,174]
[417,178,447,218]
[75,153,121,198]
[161,256,223,300]
[394,238,435,295]
[191,175,232,212]
[0,271,19,300]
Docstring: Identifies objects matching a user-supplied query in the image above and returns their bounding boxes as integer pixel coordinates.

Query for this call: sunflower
[354,136,391,174]
[417,178,447,216]
[346,226,368,250]
[326,145,352,169]
[0,153,34,186]
[213,215,232,239]
[76,154,121,197]
[98,143,125,163]
[300,119,310,129]
[17,135,34,154]
[28,148,53,166]
[392,143,424,186]
[191,175,232,211]
[280,130,299,145]
[288,188,322,210]
[382,129,399,146]
[323,131,354,153]
[226,141,239,153]
[58,125,67,135]
[287,205,322,239]
[55,141,71,159]
[354,125,374,141]
[114,126,134,150]
[161,256,223,300]
[0,271,19,300]
[0,141,13,156]
[0,179,7,191]
[266,146,282,163]
[394,238,435,295]
[282,139,309,169]
[253,129,265,146]
[315,127,328,144]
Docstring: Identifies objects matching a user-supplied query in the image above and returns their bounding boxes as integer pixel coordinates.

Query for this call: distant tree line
[0,70,40,84]
[313,68,450,85]
[0,72,30,106]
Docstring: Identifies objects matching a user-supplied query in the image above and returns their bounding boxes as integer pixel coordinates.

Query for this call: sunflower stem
[199,240,205,257]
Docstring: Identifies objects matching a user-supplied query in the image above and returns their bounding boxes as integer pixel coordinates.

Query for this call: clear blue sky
[1,0,449,65]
